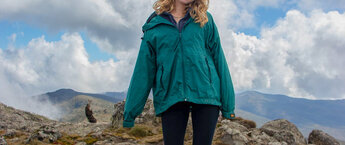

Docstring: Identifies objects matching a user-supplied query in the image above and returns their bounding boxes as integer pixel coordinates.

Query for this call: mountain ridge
[1,91,344,144]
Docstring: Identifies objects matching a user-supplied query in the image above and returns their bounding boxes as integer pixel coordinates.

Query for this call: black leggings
[161,101,220,145]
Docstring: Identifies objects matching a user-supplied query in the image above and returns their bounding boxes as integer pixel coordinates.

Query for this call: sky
[0,0,345,119]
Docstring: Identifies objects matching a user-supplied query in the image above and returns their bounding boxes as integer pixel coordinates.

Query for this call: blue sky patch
[0,21,117,62]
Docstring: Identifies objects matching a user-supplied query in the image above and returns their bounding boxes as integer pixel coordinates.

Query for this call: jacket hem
[155,97,222,117]
[123,120,134,128]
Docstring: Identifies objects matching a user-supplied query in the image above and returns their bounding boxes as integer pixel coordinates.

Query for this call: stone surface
[260,119,307,145]
[0,136,7,145]
[0,100,341,145]
[308,129,340,145]
[111,98,161,128]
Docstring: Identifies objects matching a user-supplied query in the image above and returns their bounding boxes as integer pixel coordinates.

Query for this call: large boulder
[25,125,62,144]
[260,119,307,145]
[218,119,250,145]
[217,119,283,145]
[308,129,340,145]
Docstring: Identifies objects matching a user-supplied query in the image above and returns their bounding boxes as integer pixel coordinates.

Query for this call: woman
[123,0,236,144]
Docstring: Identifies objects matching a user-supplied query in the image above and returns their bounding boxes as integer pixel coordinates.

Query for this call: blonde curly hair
[153,0,209,28]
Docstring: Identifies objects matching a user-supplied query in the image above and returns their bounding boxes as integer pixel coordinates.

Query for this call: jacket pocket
[153,65,166,104]
[205,57,212,84]
[160,65,165,90]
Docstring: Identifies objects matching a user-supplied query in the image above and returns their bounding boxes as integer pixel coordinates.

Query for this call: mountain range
[30,88,345,141]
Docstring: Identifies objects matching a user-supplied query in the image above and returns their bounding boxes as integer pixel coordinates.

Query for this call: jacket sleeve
[206,12,236,119]
[123,31,156,128]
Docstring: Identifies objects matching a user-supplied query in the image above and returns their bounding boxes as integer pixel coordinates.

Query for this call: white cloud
[208,0,256,30]
[0,0,156,55]
[215,9,345,99]
[0,32,138,118]
[1,33,136,93]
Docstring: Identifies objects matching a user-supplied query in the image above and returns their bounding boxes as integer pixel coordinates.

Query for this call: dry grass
[234,117,257,128]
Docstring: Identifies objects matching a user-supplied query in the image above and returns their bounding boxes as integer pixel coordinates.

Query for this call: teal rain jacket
[123,11,236,128]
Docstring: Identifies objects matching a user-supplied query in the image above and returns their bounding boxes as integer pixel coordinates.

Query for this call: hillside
[32,88,123,123]
[57,95,114,123]
[1,99,342,145]
[237,90,345,140]
[35,88,123,104]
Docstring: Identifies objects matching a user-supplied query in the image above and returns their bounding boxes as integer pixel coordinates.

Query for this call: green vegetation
[128,125,154,138]
[55,133,81,145]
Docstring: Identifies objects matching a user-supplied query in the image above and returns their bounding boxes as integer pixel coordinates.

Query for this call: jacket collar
[160,7,191,25]
[142,7,192,32]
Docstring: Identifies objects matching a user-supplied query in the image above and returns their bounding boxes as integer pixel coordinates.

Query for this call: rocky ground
[0,99,341,145]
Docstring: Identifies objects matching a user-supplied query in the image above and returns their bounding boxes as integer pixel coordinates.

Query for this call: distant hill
[57,95,115,122]
[102,91,127,100]
[35,88,123,103]
[33,88,125,123]
[29,88,345,141]
[237,90,345,140]
[1,89,345,144]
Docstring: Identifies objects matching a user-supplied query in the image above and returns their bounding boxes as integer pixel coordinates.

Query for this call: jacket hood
[142,7,192,32]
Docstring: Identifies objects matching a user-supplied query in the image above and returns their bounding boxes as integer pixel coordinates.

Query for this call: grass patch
[216,123,222,128]
[55,133,81,145]
[128,125,153,138]
[83,136,98,145]
[115,127,128,134]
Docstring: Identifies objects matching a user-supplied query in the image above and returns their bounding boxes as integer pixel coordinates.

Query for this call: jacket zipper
[174,37,180,52]
[177,21,187,101]
[180,31,187,101]
[178,19,188,102]
[158,17,192,102]
[205,57,212,84]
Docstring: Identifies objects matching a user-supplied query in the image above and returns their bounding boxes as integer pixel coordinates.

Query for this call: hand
[220,115,236,121]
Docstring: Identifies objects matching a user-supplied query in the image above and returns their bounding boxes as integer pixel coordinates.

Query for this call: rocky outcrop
[215,119,306,145]
[111,99,161,129]
[0,102,131,144]
[308,129,340,145]
[0,102,55,133]
[0,99,341,145]
[0,136,7,145]
[111,98,341,145]
[25,125,62,143]
[260,119,306,145]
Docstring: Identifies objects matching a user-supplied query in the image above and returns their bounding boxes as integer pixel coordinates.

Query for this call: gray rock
[75,142,87,145]
[0,136,7,145]
[111,98,161,128]
[308,129,340,145]
[0,100,341,145]
[2,129,17,138]
[218,119,278,145]
[0,102,54,133]
[219,119,249,145]
[26,125,62,144]
[260,119,306,145]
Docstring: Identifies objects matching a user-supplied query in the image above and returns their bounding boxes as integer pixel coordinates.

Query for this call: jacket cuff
[221,110,236,119]
[123,120,134,128]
